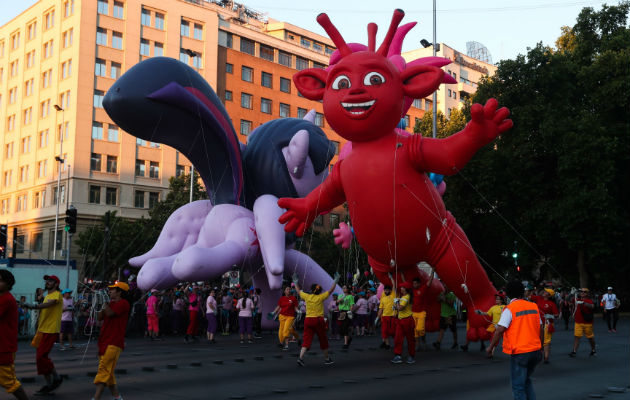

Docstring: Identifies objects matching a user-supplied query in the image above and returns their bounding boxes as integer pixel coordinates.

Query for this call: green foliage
[445,3,629,290]
[76,172,208,280]
[414,108,467,138]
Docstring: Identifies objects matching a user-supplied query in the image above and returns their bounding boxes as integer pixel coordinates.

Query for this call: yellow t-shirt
[486,304,505,326]
[299,291,330,318]
[397,294,412,319]
[38,290,63,333]
[379,292,396,317]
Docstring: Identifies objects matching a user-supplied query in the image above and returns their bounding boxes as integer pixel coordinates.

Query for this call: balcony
[457,81,475,96]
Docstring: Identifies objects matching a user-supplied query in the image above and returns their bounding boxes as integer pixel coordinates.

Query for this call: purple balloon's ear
[286,130,309,179]
[303,109,316,124]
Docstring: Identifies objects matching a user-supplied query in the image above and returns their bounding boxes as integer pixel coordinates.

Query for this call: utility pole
[53,105,65,260]
[189,166,194,203]
[432,0,437,139]
[103,211,110,282]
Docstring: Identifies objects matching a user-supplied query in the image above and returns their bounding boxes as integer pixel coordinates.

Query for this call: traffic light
[0,224,7,258]
[65,207,77,233]
[512,252,518,259]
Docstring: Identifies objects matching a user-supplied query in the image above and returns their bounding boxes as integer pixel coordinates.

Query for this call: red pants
[187,310,199,335]
[394,317,415,357]
[381,316,397,339]
[36,333,57,375]
[302,317,329,350]
[147,314,159,333]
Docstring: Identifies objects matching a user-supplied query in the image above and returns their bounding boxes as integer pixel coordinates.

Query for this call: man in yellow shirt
[376,285,396,349]
[293,272,338,367]
[392,282,416,364]
[24,275,64,394]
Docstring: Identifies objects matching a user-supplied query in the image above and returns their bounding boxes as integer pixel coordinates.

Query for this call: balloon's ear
[293,68,328,100]
[400,65,444,99]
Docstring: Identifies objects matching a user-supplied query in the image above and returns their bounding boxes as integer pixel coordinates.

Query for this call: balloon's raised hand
[277,197,314,237]
[468,98,513,142]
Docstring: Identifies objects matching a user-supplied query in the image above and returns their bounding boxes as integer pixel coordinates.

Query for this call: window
[329,213,339,228]
[90,153,102,171]
[64,0,75,17]
[149,161,159,178]
[240,120,252,136]
[3,171,12,187]
[278,51,291,67]
[23,108,32,125]
[63,28,73,47]
[9,88,17,104]
[110,62,121,79]
[180,20,189,37]
[149,192,159,208]
[15,234,25,251]
[61,60,72,78]
[259,44,274,61]
[413,99,422,109]
[280,77,291,93]
[106,187,117,205]
[28,22,37,40]
[154,42,163,57]
[135,160,145,177]
[296,57,308,70]
[140,39,150,56]
[102,155,117,174]
[261,98,271,114]
[5,142,13,158]
[141,8,151,26]
[134,191,145,208]
[1,199,10,215]
[93,90,104,108]
[7,115,15,131]
[52,185,65,205]
[37,160,47,178]
[95,58,106,76]
[136,138,147,146]
[59,90,71,109]
[313,62,325,69]
[448,89,452,98]
[30,231,43,251]
[21,137,32,153]
[300,38,311,49]
[154,13,164,30]
[279,103,290,118]
[313,42,323,52]
[192,53,202,69]
[92,122,103,139]
[297,107,307,119]
[241,66,253,82]
[96,27,107,46]
[193,24,203,40]
[89,185,101,204]
[315,112,324,127]
[10,60,19,77]
[25,79,34,96]
[39,130,49,148]
[241,93,252,109]
[218,31,232,48]
[43,40,53,58]
[225,90,232,101]
[113,1,124,18]
[179,49,189,64]
[40,100,50,118]
[57,123,69,142]
[108,125,118,141]
[425,100,432,112]
[404,115,410,129]
[42,69,52,88]
[447,108,452,117]
[226,63,233,73]
[45,10,55,29]
[176,165,186,177]
[19,166,29,182]
[258,72,273,89]
[240,38,255,55]
[453,92,456,100]
[112,32,123,49]
[331,141,340,155]
[26,51,35,68]
[11,33,20,50]
[97,0,108,15]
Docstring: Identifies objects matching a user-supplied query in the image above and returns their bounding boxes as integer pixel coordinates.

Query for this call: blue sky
[1,0,612,62]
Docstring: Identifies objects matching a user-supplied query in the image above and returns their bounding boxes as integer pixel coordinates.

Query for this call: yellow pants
[278,314,297,343]
[0,355,21,394]
[574,323,594,339]
[94,345,122,386]
[543,325,552,346]
[412,311,426,338]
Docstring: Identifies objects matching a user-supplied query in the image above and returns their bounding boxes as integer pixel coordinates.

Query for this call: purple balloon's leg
[137,254,180,291]
[284,249,342,311]
[129,200,212,267]
[253,195,286,290]
[249,264,282,330]
[171,217,258,282]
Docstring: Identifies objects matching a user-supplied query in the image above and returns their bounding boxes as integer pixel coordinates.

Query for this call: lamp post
[432,0,437,139]
[53,104,65,260]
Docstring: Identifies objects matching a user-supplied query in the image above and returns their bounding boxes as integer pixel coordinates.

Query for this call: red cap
[44,275,60,284]
[399,282,412,290]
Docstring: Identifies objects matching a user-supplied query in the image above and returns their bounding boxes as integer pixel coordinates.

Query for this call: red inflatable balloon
[278,10,513,339]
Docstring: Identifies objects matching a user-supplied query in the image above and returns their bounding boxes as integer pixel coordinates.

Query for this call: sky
[1,0,612,62]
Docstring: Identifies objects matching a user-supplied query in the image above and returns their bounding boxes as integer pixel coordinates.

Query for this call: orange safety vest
[502,299,541,355]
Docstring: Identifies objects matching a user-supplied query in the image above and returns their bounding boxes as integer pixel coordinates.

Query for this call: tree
[414,108,467,138]
[76,172,208,280]
[443,3,629,290]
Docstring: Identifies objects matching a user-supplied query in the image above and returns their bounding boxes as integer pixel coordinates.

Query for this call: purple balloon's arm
[171,216,259,283]
[253,195,287,290]
[129,200,212,267]
[137,254,180,291]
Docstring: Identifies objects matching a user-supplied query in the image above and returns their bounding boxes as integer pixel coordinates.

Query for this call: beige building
[403,43,497,120]
[0,0,380,270]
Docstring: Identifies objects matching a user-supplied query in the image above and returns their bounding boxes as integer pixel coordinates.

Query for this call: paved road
[13,316,628,400]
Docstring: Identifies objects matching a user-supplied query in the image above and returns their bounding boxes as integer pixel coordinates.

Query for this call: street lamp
[53,104,65,260]
[432,0,437,139]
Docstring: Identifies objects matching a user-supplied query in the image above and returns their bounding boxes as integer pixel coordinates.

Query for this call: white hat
[607,286,613,290]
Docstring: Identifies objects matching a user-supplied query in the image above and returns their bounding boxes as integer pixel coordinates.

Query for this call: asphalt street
[12,316,629,400]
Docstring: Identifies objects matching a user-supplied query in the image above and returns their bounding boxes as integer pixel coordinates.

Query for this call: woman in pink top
[353,292,369,336]
[185,286,200,342]
[236,291,254,344]
[145,290,160,340]
[205,289,218,344]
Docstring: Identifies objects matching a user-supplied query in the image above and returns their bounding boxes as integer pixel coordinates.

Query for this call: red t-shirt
[278,296,298,317]
[574,298,594,324]
[0,292,18,363]
[531,295,558,322]
[98,299,130,355]
[412,287,427,313]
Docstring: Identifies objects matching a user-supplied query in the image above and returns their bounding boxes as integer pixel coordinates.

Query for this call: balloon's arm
[279,163,346,236]
[407,100,512,176]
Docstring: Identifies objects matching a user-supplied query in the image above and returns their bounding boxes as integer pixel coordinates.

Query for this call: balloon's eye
[364,72,385,86]
[332,75,351,90]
